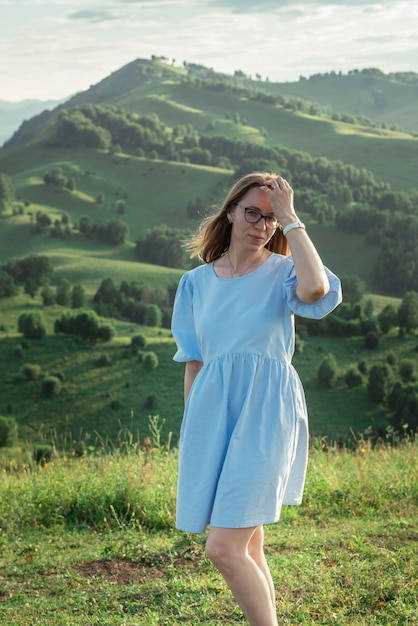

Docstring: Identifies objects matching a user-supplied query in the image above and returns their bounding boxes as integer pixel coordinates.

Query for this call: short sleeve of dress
[283,256,342,320]
[171,272,202,362]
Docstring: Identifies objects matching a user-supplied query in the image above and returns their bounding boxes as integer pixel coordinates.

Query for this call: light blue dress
[171,253,342,533]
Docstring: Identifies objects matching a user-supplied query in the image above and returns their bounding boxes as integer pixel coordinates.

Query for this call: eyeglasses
[235,204,279,230]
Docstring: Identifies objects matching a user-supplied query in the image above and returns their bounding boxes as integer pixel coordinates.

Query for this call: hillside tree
[340,275,366,306]
[377,304,398,334]
[317,354,338,388]
[135,226,190,269]
[5,255,53,297]
[0,173,14,211]
[398,291,418,335]
[0,269,19,297]
[71,284,86,309]
[56,279,72,307]
[18,312,47,340]
[367,363,393,403]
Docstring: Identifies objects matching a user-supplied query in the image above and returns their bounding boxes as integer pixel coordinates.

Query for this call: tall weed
[0,430,416,535]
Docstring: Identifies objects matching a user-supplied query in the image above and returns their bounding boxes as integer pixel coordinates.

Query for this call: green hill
[264,68,418,135]
[0,59,417,292]
[0,57,417,450]
[3,60,417,191]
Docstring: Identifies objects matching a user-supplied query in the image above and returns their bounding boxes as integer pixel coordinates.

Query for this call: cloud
[115,0,187,5]
[207,0,393,11]
[1,0,416,101]
[68,9,120,22]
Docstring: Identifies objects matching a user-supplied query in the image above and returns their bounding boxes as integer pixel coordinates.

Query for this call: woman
[171,172,342,625]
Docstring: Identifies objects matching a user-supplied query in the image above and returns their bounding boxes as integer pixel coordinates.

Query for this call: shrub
[345,367,364,388]
[55,279,72,307]
[134,225,190,269]
[21,363,42,381]
[143,351,159,371]
[399,359,415,383]
[5,254,52,297]
[0,268,18,297]
[144,392,158,410]
[358,360,368,374]
[51,371,66,382]
[71,284,85,309]
[377,304,398,334]
[360,318,378,335]
[18,312,46,340]
[41,376,62,398]
[97,324,115,342]
[33,445,53,465]
[161,307,172,329]
[13,345,24,359]
[55,309,102,341]
[97,354,111,367]
[388,382,418,431]
[368,364,393,403]
[386,353,397,367]
[317,354,338,389]
[364,331,379,350]
[131,334,147,349]
[41,284,56,306]
[398,291,418,335]
[0,416,18,447]
[144,304,162,327]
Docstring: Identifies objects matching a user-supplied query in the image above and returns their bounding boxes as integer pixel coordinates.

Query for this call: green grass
[0,436,416,625]
[143,80,418,190]
[263,72,418,135]
[146,80,418,190]
[292,329,418,441]
[0,148,231,265]
[0,287,414,451]
[306,220,381,291]
[0,331,184,448]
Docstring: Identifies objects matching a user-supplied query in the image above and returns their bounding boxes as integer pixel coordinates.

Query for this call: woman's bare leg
[247,525,276,608]
[206,525,278,626]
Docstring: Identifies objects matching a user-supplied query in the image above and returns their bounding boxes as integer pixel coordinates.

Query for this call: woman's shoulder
[178,262,211,287]
[185,262,210,279]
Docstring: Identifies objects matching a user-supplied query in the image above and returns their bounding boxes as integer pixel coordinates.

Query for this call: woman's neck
[226,247,268,278]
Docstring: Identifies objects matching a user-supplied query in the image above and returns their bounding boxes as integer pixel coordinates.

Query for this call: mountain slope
[259,69,418,134]
[0,98,63,147]
[0,58,417,297]
[1,60,417,192]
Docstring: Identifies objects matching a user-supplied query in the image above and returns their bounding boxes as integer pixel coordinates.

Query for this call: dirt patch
[76,549,202,586]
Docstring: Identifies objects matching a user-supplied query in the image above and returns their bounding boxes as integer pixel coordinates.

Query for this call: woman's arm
[264,177,330,304]
[285,228,329,303]
[184,360,203,403]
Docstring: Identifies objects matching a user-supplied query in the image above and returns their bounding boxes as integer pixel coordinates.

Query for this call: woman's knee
[205,533,229,568]
[206,527,257,570]
[247,526,264,563]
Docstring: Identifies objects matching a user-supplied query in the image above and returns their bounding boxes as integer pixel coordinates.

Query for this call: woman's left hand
[260,177,298,227]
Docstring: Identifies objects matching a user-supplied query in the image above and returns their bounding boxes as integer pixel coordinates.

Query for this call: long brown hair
[185,172,290,262]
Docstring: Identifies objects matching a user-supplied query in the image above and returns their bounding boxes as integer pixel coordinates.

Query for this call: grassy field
[131,80,418,191]
[0,281,412,452]
[0,432,417,625]
[263,71,418,135]
[1,62,416,611]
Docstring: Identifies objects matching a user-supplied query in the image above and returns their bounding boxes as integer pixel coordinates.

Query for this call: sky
[1,0,417,102]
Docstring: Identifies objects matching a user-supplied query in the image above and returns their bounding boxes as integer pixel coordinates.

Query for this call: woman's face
[228,186,277,250]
